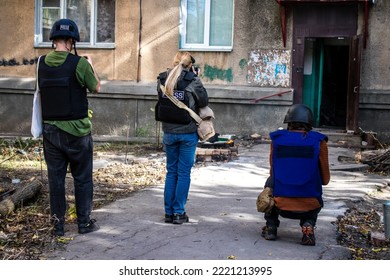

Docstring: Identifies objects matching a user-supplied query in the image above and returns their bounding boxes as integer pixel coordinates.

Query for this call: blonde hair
[165,52,193,96]
[172,52,183,67]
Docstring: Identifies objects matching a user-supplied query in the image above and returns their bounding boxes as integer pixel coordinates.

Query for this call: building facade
[0,0,389,143]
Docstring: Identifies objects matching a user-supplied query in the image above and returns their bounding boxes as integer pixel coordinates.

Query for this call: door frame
[346,35,362,133]
[302,38,324,127]
[290,4,361,131]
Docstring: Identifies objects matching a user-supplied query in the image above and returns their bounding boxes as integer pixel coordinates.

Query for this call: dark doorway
[302,37,349,128]
[320,39,349,128]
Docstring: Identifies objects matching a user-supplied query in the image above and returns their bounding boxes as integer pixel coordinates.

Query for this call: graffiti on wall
[0,57,39,66]
[203,64,233,82]
[247,49,291,87]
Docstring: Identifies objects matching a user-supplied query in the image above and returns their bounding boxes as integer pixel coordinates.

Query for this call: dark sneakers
[172,213,189,224]
[52,224,64,237]
[78,219,99,234]
[165,214,173,223]
[301,223,316,246]
[261,226,277,240]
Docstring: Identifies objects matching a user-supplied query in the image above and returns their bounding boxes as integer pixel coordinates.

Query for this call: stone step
[314,129,375,149]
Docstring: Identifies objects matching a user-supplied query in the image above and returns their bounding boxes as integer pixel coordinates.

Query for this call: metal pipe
[251,90,293,103]
[136,0,143,82]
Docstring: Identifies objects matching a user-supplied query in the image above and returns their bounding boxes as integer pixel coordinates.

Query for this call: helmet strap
[73,41,78,56]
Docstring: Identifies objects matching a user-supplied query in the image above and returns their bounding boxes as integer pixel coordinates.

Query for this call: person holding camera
[155,52,208,224]
[38,19,100,236]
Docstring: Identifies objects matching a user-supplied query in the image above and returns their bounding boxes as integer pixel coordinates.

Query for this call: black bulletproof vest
[155,70,195,124]
[38,54,88,121]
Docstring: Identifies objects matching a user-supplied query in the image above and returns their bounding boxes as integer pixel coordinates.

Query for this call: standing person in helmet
[38,19,100,236]
[261,104,330,246]
[156,52,208,224]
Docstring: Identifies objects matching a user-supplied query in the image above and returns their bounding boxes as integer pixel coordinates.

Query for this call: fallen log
[0,178,43,216]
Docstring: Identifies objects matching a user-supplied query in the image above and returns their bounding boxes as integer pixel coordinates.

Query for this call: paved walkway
[44,143,390,260]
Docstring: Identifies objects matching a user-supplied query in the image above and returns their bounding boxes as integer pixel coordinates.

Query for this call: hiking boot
[261,226,277,240]
[172,213,189,224]
[165,214,173,223]
[301,223,316,246]
[78,219,99,234]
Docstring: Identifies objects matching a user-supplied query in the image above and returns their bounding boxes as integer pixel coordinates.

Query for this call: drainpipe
[136,0,142,82]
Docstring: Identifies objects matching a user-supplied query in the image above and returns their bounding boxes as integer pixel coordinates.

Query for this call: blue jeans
[163,132,198,215]
[43,123,93,226]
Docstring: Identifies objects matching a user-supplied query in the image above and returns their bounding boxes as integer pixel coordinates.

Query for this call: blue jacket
[270,130,327,198]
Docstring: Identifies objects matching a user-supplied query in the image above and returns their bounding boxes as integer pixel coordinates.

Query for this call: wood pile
[196,146,238,162]
[360,148,390,173]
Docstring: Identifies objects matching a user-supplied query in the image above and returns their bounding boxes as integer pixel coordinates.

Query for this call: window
[180,0,234,51]
[35,0,115,48]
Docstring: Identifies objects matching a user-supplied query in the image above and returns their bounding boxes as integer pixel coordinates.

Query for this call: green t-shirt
[43,51,98,137]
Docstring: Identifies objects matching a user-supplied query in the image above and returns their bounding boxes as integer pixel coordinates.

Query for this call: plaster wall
[0,0,139,81]
[0,1,389,89]
[0,0,287,87]
[1,1,390,142]
[2,79,390,143]
[360,0,390,90]
[0,78,292,140]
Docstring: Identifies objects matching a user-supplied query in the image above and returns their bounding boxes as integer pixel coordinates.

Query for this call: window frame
[179,0,234,52]
[34,0,115,49]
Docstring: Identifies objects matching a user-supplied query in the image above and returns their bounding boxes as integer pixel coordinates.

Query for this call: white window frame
[180,0,234,52]
[34,0,115,49]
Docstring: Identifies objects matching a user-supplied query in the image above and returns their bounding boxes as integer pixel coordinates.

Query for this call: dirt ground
[0,138,389,260]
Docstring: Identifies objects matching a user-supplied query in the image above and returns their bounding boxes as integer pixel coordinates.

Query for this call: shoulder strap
[159,85,202,124]
[36,56,42,91]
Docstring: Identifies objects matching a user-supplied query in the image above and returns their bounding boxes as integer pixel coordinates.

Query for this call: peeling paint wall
[247,49,291,87]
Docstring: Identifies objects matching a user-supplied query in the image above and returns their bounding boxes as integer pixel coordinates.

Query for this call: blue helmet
[49,19,80,41]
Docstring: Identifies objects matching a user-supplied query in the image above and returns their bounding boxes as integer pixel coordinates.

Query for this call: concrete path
[44,143,390,260]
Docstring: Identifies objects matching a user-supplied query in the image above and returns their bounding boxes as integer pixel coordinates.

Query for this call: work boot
[78,219,99,234]
[301,223,316,246]
[261,226,277,240]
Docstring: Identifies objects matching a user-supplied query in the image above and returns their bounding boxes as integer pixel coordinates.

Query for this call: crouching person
[261,104,330,246]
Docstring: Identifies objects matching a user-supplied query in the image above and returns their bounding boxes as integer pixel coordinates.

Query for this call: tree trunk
[0,178,43,216]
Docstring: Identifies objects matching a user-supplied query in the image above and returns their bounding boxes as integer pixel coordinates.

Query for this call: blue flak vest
[270,130,327,198]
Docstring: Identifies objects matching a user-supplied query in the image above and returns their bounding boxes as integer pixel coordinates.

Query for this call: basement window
[180,0,234,52]
[34,0,115,48]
